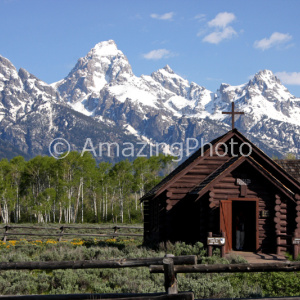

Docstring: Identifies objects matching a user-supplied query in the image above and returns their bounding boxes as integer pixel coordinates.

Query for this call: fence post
[59,226,64,242]
[221,231,225,258]
[163,257,178,294]
[3,225,8,242]
[207,232,212,257]
[293,232,299,260]
[113,226,118,238]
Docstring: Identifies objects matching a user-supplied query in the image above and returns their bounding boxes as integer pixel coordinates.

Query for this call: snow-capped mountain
[0,39,299,160]
[0,53,140,159]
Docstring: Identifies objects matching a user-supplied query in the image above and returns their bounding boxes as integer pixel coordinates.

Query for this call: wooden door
[220,200,232,252]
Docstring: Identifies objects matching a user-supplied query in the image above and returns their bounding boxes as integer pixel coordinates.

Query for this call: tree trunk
[81,180,84,223]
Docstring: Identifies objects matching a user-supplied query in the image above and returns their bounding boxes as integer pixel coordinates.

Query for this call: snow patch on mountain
[1,40,300,160]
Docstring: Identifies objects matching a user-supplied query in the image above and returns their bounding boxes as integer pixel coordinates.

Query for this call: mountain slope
[0,40,299,161]
[55,40,298,158]
[0,54,142,161]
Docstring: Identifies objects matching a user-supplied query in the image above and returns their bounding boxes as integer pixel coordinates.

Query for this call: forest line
[0,152,175,224]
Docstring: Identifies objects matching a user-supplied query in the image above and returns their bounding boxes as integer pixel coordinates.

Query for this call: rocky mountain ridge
[0,40,299,161]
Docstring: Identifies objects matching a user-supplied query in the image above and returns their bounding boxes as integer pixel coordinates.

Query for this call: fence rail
[0,255,197,271]
[1,225,143,242]
[0,255,196,300]
[0,292,194,300]
[1,255,300,299]
[150,261,300,274]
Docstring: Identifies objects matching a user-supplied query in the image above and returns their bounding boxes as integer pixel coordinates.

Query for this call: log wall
[144,144,298,254]
[207,165,293,253]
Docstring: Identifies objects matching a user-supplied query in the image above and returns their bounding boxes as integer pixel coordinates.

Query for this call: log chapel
[141,104,300,254]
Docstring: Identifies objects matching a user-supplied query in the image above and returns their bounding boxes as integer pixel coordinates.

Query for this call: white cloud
[150,12,174,21]
[254,32,292,50]
[275,72,300,85]
[201,12,238,44]
[143,49,175,60]
[203,26,237,44]
[194,14,206,22]
[208,12,236,28]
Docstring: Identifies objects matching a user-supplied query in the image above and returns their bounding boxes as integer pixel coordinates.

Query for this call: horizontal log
[274,218,281,224]
[179,175,206,180]
[150,262,300,274]
[220,177,236,183]
[3,232,143,237]
[209,192,215,198]
[277,234,292,238]
[212,188,240,194]
[209,194,225,199]
[168,194,186,200]
[2,226,58,231]
[175,178,201,183]
[166,200,179,206]
[214,183,238,189]
[59,225,143,230]
[167,188,192,194]
[205,156,229,161]
[1,225,143,231]
[166,192,173,198]
[0,292,194,300]
[188,167,217,172]
[274,218,287,226]
[276,244,291,248]
[172,182,197,187]
[258,205,267,210]
[0,255,197,271]
[186,170,212,175]
[201,160,223,165]
[209,202,216,209]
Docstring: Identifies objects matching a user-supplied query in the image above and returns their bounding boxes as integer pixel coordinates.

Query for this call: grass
[0,225,300,298]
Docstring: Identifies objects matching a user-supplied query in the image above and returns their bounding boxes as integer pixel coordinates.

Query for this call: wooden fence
[1,225,143,242]
[0,255,196,300]
[2,255,300,299]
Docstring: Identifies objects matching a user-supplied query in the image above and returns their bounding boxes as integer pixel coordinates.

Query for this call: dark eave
[190,155,296,202]
[233,130,300,190]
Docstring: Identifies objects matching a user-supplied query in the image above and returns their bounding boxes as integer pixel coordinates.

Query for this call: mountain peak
[88,40,121,58]
[163,65,175,74]
[0,55,17,72]
[248,69,282,92]
[253,69,280,84]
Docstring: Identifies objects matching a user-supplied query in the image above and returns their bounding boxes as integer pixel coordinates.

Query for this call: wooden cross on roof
[222,102,244,130]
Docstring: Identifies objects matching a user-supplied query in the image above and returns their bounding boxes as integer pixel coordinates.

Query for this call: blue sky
[1,0,300,96]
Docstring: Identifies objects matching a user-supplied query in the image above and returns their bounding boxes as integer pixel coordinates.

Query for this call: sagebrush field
[1,236,300,298]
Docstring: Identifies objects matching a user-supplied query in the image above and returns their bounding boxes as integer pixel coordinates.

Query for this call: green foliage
[1,240,300,298]
[226,272,300,298]
[159,241,206,258]
[0,153,175,224]
[284,152,297,160]
[0,239,165,295]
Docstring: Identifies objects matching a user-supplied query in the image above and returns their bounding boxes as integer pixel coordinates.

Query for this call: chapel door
[220,200,232,252]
